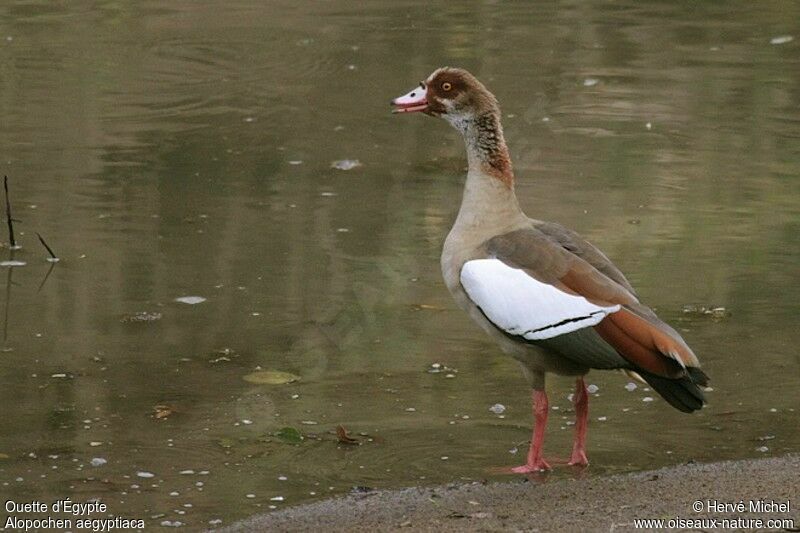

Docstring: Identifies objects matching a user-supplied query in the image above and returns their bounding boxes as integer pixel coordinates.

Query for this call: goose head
[391,67,500,130]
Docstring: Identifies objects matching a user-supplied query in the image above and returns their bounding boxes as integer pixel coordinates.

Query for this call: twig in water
[36,232,59,261]
[3,176,17,248]
[37,262,56,293]
[3,267,12,342]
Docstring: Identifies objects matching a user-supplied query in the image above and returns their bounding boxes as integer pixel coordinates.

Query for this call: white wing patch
[460,259,620,341]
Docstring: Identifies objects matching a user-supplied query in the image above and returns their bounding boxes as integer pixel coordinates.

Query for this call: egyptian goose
[391,68,709,473]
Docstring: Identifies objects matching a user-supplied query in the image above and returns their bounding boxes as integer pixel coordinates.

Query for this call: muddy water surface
[1,1,799,529]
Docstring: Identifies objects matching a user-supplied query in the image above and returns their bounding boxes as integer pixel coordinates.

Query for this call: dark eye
[442,82,452,91]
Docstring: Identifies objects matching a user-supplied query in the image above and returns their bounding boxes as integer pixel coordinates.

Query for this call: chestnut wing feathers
[533,221,637,296]
[472,227,706,382]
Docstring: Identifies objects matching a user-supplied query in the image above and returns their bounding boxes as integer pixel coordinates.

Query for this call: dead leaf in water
[152,404,175,419]
[243,370,300,385]
[336,425,360,445]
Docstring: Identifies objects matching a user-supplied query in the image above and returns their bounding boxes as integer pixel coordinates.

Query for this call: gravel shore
[221,455,798,532]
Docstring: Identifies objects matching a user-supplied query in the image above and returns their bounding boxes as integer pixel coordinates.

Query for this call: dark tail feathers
[641,367,709,413]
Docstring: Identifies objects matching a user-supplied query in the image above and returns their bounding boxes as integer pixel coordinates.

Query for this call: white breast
[460,259,620,340]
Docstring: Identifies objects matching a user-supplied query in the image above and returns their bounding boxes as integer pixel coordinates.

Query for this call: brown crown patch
[424,68,500,116]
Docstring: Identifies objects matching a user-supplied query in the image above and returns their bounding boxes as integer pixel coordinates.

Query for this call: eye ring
[442,82,452,91]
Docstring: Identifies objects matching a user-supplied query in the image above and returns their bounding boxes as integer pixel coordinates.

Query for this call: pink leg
[568,377,590,467]
[511,390,551,473]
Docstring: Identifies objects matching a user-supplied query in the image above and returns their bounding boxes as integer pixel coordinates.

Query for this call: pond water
[1,0,799,529]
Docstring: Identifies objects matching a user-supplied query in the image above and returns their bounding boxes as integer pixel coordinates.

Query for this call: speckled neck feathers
[471,112,513,186]
[447,110,514,188]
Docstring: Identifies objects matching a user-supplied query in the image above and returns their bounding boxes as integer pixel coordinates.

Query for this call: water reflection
[0,0,798,529]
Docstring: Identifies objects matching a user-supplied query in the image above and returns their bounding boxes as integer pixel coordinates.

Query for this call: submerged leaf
[275,427,304,444]
[243,370,300,385]
[216,437,235,449]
